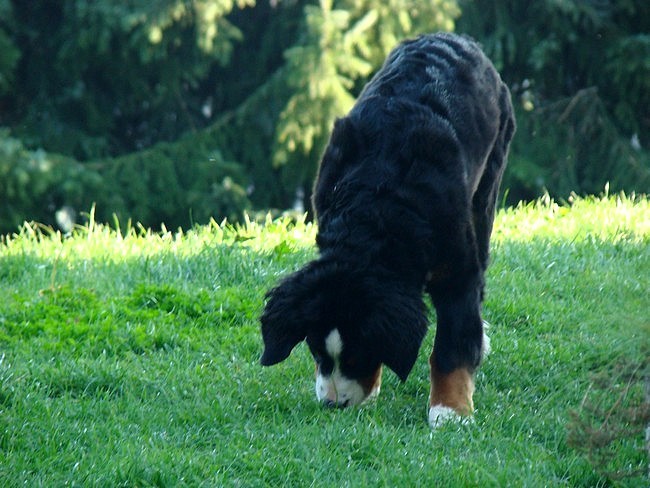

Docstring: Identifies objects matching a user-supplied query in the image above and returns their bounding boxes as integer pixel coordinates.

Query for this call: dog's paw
[428,405,474,429]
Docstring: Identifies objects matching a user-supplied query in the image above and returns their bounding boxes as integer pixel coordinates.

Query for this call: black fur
[261,33,515,385]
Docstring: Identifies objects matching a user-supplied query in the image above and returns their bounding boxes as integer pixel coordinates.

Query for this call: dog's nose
[322,398,350,409]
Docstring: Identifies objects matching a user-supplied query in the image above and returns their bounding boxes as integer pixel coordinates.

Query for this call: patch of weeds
[210,286,260,326]
[0,285,106,343]
[0,284,191,356]
[124,282,258,330]
[567,356,650,484]
[120,321,182,354]
[127,283,210,318]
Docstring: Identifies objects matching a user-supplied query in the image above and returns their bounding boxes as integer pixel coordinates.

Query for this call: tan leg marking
[359,365,382,398]
[428,353,475,416]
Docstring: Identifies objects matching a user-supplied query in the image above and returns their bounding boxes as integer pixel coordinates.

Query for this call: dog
[260,32,515,427]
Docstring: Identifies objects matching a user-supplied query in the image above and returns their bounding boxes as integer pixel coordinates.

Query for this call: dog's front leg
[427,278,486,428]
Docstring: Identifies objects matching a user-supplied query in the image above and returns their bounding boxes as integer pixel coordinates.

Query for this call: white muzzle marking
[315,329,367,406]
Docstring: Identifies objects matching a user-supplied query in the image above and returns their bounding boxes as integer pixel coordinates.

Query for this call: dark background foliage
[1,0,648,234]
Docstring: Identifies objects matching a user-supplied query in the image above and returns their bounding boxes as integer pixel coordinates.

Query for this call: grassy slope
[0,196,648,486]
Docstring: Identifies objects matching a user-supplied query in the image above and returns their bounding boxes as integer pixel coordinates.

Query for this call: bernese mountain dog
[260,32,515,427]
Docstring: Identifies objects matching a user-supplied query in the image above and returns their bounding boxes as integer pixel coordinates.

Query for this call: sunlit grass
[495,193,650,242]
[0,195,648,486]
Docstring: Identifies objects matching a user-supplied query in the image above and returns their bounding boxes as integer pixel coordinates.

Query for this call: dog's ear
[373,291,428,382]
[260,264,324,366]
[260,276,308,366]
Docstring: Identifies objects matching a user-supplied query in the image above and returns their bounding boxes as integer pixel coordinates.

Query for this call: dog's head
[260,261,427,407]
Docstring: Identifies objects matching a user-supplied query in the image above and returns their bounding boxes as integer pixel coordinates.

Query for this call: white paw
[482,321,491,358]
[428,405,475,429]
[428,405,457,428]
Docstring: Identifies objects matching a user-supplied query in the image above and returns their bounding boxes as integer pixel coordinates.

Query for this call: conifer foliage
[0,0,648,233]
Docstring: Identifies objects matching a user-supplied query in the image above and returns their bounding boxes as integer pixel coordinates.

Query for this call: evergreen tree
[2,0,649,233]
[1,0,256,159]
[274,0,460,208]
[457,0,650,200]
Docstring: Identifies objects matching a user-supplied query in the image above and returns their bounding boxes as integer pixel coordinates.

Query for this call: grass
[0,195,648,487]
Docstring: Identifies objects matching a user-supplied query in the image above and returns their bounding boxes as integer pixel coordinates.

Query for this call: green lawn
[1,196,648,486]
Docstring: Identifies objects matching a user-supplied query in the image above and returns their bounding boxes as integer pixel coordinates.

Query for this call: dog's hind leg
[472,87,516,278]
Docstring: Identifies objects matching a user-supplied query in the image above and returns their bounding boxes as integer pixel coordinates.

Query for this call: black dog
[260,33,515,427]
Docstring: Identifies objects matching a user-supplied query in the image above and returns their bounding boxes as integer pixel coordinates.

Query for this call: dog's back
[313,33,514,278]
[356,33,507,182]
